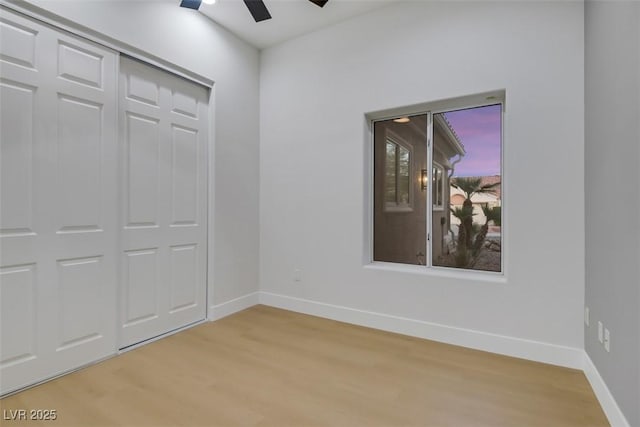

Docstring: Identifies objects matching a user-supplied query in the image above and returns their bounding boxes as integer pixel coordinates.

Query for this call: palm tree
[450,205,474,267]
[451,177,500,249]
[471,205,501,257]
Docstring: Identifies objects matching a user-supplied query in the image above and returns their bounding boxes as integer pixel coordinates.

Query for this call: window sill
[363,261,507,284]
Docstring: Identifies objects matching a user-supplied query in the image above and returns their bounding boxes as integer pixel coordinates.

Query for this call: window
[432,163,444,210]
[384,139,412,211]
[372,100,503,273]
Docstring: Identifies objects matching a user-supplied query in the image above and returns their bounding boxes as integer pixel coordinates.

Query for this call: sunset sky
[443,104,501,177]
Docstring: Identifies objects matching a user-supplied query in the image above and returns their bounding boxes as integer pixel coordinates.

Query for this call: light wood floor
[1,305,608,427]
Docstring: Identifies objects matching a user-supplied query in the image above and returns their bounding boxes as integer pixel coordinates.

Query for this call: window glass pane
[384,141,396,204]
[433,164,443,208]
[373,118,427,265]
[432,105,502,272]
[397,145,410,206]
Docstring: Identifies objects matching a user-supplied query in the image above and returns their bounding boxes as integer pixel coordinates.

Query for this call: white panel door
[0,8,118,394]
[119,57,207,348]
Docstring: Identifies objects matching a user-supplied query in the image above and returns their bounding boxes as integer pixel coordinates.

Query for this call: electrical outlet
[598,321,603,343]
[584,306,590,327]
[604,328,610,352]
[293,269,302,282]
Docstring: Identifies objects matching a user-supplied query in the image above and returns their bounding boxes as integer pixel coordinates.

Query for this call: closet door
[119,57,208,348]
[0,8,118,394]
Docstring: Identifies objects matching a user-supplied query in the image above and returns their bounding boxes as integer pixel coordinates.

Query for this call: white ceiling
[199,0,398,49]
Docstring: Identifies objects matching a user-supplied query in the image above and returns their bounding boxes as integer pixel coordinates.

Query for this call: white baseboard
[258,292,584,369]
[583,352,631,427]
[209,292,260,321]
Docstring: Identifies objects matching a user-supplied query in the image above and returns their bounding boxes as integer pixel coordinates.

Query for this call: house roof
[441,114,464,153]
[433,114,465,158]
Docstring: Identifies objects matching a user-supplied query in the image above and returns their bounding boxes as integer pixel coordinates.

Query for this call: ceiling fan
[180,0,329,23]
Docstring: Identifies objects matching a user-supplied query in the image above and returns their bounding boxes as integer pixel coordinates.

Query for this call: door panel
[171,125,199,225]
[49,25,118,371]
[169,244,198,312]
[123,249,159,326]
[0,8,117,395]
[172,90,198,118]
[57,41,104,89]
[0,17,37,69]
[0,265,36,366]
[56,256,104,349]
[1,9,49,393]
[0,81,34,235]
[119,57,207,348]
[126,72,159,106]
[125,113,160,227]
[56,95,103,231]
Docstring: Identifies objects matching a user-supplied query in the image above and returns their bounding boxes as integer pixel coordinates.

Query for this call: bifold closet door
[119,57,208,348]
[0,8,118,394]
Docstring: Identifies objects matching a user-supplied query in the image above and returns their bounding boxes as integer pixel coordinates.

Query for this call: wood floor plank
[0,305,609,427]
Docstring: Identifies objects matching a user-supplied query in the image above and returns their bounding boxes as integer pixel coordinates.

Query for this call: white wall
[12,0,261,307]
[260,1,585,351]
[585,2,640,426]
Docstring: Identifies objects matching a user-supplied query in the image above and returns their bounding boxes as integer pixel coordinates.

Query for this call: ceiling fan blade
[180,0,202,10]
[308,0,329,7]
[243,0,272,22]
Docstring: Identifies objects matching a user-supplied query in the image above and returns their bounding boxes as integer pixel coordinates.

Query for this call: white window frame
[364,90,506,278]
